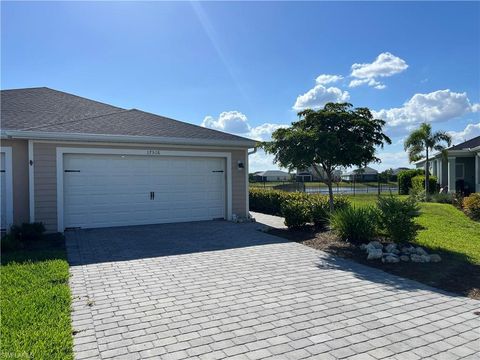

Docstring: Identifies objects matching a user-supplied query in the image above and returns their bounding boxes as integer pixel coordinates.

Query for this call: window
[455,163,464,179]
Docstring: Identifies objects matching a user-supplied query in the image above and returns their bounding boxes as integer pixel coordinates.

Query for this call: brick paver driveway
[66,221,479,360]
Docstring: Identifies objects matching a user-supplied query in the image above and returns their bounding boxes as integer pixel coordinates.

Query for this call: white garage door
[0,152,6,230]
[63,154,226,229]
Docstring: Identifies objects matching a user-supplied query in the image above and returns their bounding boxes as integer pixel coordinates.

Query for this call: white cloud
[201,111,287,141]
[349,78,386,89]
[376,150,411,171]
[349,52,408,89]
[315,74,343,85]
[374,90,480,129]
[447,122,480,144]
[201,111,290,172]
[293,84,350,111]
[201,111,250,134]
[248,150,284,172]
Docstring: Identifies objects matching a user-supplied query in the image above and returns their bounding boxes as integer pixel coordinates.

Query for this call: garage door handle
[150,192,155,200]
[212,170,224,173]
[65,170,81,173]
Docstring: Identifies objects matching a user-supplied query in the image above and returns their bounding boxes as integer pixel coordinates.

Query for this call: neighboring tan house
[254,170,291,182]
[296,166,342,182]
[341,166,378,182]
[415,135,480,194]
[0,87,256,232]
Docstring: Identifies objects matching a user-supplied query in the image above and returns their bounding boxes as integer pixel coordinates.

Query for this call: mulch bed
[267,226,480,300]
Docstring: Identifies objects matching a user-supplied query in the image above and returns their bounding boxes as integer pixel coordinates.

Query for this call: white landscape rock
[411,254,431,263]
[382,255,400,264]
[401,246,415,254]
[385,243,397,253]
[410,254,423,263]
[367,249,383,260]
[360,241,441,264]
[429,254,442,263]
[370,241,383,249]
[415,247,428,256]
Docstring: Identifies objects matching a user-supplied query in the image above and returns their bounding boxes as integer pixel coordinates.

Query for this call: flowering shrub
[463,193,480,221]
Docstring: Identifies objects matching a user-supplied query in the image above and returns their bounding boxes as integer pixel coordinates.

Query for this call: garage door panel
[63,154,226,229]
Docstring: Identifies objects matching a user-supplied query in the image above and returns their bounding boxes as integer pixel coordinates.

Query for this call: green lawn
[346,194,480,264]
[1,235,73,360]
[415,203,480,264]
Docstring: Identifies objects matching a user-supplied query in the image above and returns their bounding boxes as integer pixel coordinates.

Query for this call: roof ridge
[40,87,126,111]
[0,86,48,91]
[21,109,132,131]
[1,87,125,111]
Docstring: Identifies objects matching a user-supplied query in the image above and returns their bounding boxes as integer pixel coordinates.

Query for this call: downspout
[246,146,257,220]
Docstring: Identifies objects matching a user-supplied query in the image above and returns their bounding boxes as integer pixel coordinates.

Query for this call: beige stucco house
[0,87,256,232]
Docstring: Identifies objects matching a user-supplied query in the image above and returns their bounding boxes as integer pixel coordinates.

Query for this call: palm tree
[404,123,452,194]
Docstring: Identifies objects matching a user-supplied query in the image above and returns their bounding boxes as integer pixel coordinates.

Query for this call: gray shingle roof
[1,87,255,145]
[450,135,480,150]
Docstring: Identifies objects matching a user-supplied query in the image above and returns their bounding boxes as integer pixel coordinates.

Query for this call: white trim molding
[56,147,233,232]
[28,140,35,222]
[2,130,257,148]
[0,147,14,229]
[245,149,249,218]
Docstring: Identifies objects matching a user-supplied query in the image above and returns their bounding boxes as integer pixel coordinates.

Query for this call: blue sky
[2,1,479,172]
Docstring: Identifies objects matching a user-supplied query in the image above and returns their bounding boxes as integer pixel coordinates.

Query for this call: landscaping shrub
[281,199,311,229]
[249,188,292,215]
[398,169,423,195]
[330,206,378,244]
[249,188,350,217]
[1,234,18,252]
[308,195,350,229]
[9,222,46,243]
[430,192,454,204]
[463,193,480,221]
[411,175,437,195]
[377,196,420,244]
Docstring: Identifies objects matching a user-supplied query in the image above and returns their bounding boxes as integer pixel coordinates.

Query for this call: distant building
[341,166,378,182]
[254,170,292,182]
[296,166,342,182]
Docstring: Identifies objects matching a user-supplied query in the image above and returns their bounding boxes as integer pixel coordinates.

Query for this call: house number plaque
[146,150,162,155]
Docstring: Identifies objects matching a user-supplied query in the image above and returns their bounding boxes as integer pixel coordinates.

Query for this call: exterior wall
[33,142,248,232]
[1,139,29,225]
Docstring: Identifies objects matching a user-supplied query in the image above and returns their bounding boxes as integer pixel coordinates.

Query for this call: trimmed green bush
[411,175,437,195]
[281,199,311,228]
[377,196,420,244]
[463,193,480,221]
[430,192,454,204]
[249,188,350,217]
[1,234,18,252]
[330,206,378,244]
[9,222,46,243]
[249,188,294,215]
[397,169,423,195]
[309,195,350,229]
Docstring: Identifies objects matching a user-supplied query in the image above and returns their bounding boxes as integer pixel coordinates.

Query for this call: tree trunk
[326,176,334,212]
[312,164,335,211]
[425,148,429,196]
